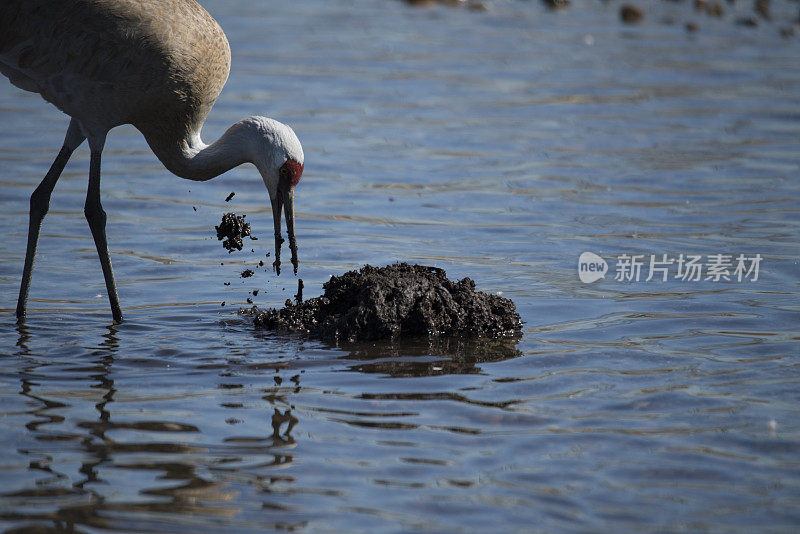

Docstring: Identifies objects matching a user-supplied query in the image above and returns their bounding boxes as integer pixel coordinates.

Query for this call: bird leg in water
[16,145,74,322]
[85,149,123,324]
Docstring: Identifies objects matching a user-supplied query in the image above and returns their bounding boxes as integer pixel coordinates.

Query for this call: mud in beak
[271,186,298,276]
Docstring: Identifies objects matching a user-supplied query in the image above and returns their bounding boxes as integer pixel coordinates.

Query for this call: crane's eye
[279,165,291,181]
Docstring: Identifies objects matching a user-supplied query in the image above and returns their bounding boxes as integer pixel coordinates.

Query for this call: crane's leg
[84,138,123,324]
[16,120,85,323]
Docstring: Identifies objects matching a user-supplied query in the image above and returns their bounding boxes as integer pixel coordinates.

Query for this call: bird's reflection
[15,321,31,353]
[99,323,120,353]
[76,324,118,490]
[8,323,246,529]
[271,408,298,443]
[8,323,121,529]
[7,316,523,531]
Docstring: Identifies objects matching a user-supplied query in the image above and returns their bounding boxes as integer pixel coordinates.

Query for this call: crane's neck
[138,120,256,182]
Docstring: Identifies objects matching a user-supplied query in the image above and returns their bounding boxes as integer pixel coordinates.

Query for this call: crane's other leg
[84,134,122,324]
[17,120,86,323]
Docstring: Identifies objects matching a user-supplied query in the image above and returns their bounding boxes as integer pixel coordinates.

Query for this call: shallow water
[1,0,799,531]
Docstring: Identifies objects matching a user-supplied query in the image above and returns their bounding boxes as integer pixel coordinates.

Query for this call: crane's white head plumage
[235,116,304,200]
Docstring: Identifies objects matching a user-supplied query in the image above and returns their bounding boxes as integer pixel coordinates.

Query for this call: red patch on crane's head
[279,159,303,189]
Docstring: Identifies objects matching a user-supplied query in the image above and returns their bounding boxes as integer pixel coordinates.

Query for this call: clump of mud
[247,263,522,342]
[216,213,250,252]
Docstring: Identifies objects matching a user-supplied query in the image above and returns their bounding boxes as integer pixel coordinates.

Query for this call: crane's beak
[271,185,298,276]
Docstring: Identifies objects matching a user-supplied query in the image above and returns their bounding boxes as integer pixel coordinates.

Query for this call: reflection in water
[272,408,299,443]
[7,326,517,529]
[4,325,256,529]
[75,325,117,494]
[339,335,524,377]
[15,322,31,353]
[6,326,119,529]
[1,0,799,531]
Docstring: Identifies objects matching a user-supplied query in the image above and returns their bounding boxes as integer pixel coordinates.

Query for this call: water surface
[1,0,799,531]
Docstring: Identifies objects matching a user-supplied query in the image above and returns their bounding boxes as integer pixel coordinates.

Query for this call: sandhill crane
[0,0,304,324]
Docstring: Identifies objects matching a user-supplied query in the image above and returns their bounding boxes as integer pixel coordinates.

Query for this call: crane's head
[249,117,304,275]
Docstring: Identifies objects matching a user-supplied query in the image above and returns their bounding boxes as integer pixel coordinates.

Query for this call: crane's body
[0,0,304,323]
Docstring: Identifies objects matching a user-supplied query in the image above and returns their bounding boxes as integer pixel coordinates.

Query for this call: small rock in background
[620,5,644,24]
[706,1,724,17]
[542,0,570,10]
[736,15,759,26]
[754,0,770,20]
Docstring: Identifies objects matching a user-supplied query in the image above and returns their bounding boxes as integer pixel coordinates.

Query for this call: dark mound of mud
[216,213,250,252]
[249,263,522,342]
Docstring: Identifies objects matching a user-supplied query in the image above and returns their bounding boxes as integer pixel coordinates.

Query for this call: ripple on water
[1,0,800,532]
